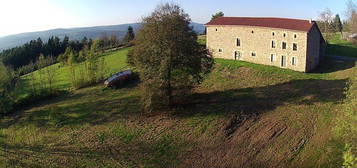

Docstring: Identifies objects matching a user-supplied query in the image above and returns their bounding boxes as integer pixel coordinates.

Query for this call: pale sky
[0,0,352,37]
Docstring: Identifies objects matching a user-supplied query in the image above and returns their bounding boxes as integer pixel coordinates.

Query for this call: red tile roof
[205,17,315,32]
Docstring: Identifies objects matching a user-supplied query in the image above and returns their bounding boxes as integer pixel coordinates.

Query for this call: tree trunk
[167,53,173,109]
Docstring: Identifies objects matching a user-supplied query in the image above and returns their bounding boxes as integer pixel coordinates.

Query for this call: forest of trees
[0,36,81,70]
[0,32,130,75]
[0,26,136,115]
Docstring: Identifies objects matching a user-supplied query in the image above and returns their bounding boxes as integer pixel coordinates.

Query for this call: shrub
[68,49,108,89]
[334,64,357,167]
[0,62,16,116]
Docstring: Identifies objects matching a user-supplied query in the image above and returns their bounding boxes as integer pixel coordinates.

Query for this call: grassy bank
[0,46,356,167]
[327,33,357,58]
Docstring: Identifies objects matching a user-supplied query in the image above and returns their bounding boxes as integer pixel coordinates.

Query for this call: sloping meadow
[0,49,355,167]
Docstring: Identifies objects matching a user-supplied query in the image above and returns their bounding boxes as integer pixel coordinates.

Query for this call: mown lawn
[0,47,356,167]
[327,33,357,58]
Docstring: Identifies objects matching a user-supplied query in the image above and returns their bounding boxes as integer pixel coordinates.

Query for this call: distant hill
[0,22,205,51]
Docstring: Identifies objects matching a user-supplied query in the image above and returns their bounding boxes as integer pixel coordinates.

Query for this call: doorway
[235,51,241,60]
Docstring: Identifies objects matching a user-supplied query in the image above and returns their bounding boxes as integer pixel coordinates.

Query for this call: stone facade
[206,24,324,72]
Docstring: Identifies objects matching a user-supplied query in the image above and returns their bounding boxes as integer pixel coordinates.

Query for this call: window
[294,34,297,38]
[282,42,287,49]
[283,33,286,37]
[251,52,256,57]
[281,55,287,67]
[271,41,276,48]
[218,48,223,52]
[293,43,298,51]
[292,57,297,65]
[270,54,275,62]
[216,29,218,31]
[236,38,241,47]
[251,30,254,34]
[272,32,275,36]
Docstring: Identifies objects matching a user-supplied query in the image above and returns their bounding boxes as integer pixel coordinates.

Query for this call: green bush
[0,62,16,116]
[334,64,357,167]
[0,95,14,115]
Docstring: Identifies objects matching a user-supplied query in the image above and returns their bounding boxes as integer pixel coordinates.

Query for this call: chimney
[309,19,313,24]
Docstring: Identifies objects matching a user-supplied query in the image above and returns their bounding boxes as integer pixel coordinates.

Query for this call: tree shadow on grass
[327,44,357,58]
[1,84,141,129]
[313,57,356,73]
[176,78,348,119]
[16,94,141,128]
[4,78,348,129]
[0,130,183,168]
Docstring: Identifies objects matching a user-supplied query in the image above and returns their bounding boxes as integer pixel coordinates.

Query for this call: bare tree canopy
[345,0,357,33]
[318,8,334,23]
[345,0,357,20]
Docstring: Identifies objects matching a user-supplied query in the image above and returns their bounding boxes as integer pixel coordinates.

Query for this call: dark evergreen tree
[61,36,70,53]
[123,26,135,43]
[211,11,224,21]
[333,14,343,33]
[81,37,88,46]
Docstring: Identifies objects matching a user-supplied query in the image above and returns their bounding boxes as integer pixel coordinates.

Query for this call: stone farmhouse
[205,17,326,72]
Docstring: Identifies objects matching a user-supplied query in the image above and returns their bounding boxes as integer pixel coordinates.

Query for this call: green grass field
[198,35,206,45]
[17,48,130,99]
[327,33,357,58]
[0,43,356,167]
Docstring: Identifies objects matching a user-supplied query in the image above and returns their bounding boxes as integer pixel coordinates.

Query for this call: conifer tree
[211,11,224,21]
[333,14,343,33]
[123,26,135,43]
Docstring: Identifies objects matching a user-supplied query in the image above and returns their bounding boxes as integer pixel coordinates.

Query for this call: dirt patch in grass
[181,111,313,168]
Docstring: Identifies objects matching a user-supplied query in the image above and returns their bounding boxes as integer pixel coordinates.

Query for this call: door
[281,56,286,67]
[235,51,241,60]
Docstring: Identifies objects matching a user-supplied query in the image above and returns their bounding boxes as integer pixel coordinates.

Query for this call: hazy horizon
[0,0,350,37]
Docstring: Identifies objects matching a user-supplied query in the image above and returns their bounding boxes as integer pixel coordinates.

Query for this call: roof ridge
[205,17,315,32]
[219,16,311,21]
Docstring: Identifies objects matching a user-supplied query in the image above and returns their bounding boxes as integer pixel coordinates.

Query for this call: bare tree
[43,56,58,93]
[318,8,334,40]
[345,0,357,33]
[345,0,356,21]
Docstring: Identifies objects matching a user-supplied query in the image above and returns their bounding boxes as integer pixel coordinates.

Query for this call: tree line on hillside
[0,26,136,75]
[0,26,136,116]
[0,36,85,70]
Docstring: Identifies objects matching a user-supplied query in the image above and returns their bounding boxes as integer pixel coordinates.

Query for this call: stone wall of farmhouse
[206,25,309,72]
[306,25,322,72]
